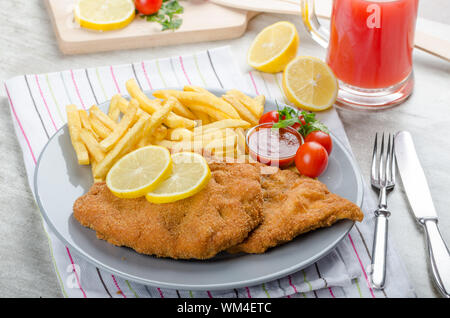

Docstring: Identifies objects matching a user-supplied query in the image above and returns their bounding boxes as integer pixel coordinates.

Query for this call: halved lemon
[282,56,338,111]
[106,146,172,199]
[74,0,135,31]
[248,21,299,73]
[146,152,211,204]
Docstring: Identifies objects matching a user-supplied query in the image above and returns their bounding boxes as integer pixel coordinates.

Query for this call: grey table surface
[0,0,449,298]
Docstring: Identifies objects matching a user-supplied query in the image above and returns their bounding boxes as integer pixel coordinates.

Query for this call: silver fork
[370,133,396,289]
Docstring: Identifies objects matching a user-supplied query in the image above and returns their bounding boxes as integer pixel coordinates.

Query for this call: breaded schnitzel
[227,168,363,254]
[74,163,363,258]
[73,163,263,259]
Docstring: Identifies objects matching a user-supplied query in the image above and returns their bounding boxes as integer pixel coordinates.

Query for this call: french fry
[205,134,236,153]
[89,113,111,139]
[79,128,105,163]
[116,95,131,113]
[235,128,247,155]
[167,128,194,141]
[153,125,167,143]
[200,128,235,144]
[254,95,265,118]
[136,124,167,148]
[183,85,224,119]
[136,134,151,149]
[222,94,259,125]
[183,86,229,123]
[66,105,89,165]
[190,109,210,125]
[183,85,210,94]
[126,79,161,112]
[154,92,196,119]
[90,105,118,131]
[79,109,100,141]
[156,125,168,134]
[157,139,204,153]
[227,90,263,118]
[126,79,195,129]
[144,103,191,129]
[116,95,147,117]
[94,116,149,179]
[91,160,104,183]
[183,86,218,124]
[100,99,138,152]
[195,119,251,134]
[185,104,229,121]
[212,148,237,163]
[108,95,121,122]
[143,96,175,137]
[153,90,240,119]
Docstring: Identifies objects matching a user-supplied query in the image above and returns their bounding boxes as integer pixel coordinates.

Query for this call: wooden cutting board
[45,0,257,55]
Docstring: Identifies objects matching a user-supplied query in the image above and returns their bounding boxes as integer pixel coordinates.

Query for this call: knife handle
[423,219,450,298]
[371,210,390,289]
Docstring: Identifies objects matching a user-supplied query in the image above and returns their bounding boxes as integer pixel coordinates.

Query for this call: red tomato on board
[304,131,333,154]
[135,0,163,15]
[259,111,280,125]
[295,141,328,178]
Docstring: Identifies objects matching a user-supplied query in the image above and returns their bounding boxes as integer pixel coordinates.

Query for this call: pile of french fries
[66,78,265,183]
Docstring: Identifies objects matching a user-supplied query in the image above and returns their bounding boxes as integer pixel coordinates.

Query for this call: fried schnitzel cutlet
[227,168,364,254]
[73,163,263,259]
[74,163,363,259]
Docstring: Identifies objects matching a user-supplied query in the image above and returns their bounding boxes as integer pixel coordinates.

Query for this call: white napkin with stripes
[4,46,415,298]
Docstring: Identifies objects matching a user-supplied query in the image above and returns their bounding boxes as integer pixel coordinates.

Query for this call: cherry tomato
[291,115,307,130]
[304,131,333,154]
[135,0,163,15]
[259,111,279,125]
[295,141,328,178]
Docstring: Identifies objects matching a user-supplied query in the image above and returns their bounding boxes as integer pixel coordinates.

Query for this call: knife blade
[394,131,437,221]
[395,131,450,298]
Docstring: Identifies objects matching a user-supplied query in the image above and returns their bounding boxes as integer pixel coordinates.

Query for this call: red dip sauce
[247,123,302,168]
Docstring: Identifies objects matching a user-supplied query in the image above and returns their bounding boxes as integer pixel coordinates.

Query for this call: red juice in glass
[327,0,419,89]
[301,0,419,109]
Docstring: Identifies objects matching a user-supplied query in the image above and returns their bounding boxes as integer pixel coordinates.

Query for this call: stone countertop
[0,0,449,298]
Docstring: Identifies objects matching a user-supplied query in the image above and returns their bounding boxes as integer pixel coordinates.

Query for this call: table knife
[395,131,450,298]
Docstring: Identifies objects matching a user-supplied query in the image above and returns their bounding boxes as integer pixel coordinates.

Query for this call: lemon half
[74,0,135,31]
[106,146,172,198]
[248,21,299,73]
[146,152,211,204]
[282,56,338,111]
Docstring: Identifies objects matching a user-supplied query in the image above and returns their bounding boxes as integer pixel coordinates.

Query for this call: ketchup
[247,123,302,168]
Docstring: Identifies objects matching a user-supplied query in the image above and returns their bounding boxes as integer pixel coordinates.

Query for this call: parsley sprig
[272,105,329,137]
[140,0,184,31]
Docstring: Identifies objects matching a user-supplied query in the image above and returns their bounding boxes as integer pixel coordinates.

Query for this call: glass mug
[301,0,419,109]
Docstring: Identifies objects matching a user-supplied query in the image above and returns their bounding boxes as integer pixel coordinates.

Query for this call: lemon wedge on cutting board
[106,146,172,199]
[282,56,338,111]
[248,21,299,73]
[74,0,135,31]
[146,152,211,204]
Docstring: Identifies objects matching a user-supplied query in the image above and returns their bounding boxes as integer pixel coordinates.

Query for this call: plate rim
[33,88,364,291]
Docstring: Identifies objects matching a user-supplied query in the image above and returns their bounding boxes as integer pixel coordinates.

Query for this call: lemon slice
[106,146,172,199]
[248,21,299,73]
[74,0,135,31]
[146,152,211,204]
[282,56,338,111]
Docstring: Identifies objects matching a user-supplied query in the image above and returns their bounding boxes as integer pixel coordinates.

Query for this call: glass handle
[301,0,330,48]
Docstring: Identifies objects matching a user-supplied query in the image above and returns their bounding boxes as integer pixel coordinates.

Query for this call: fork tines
[371,133,396,189]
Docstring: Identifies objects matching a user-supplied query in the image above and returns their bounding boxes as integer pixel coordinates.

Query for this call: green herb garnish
[140,0,184,31]
[272,105,329,137]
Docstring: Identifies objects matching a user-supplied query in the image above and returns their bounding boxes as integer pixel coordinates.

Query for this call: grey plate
[34,88,363,291]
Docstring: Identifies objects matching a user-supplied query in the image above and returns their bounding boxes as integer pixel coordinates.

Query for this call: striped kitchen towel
[4,46,415,298]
